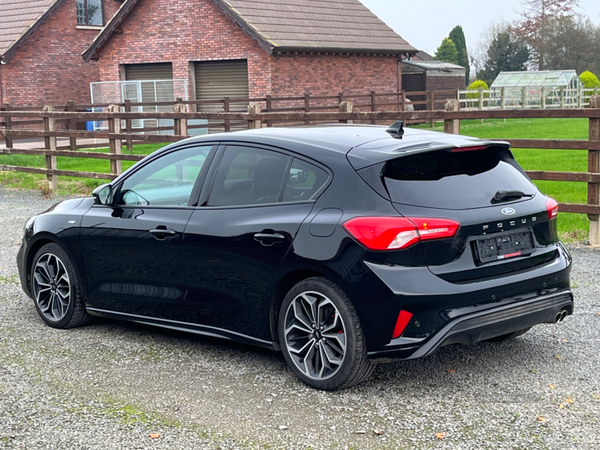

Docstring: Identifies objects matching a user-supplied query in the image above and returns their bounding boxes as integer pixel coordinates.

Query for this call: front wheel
[278,277,373,390]
[30,243,91,329]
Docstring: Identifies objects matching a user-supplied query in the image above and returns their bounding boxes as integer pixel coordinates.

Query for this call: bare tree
[471,21,511,78]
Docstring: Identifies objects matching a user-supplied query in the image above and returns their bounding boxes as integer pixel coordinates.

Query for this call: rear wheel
[278,277,373,390]
[31,243,90,329]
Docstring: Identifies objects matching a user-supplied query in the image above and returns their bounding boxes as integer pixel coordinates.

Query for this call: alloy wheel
[33,253,71,322]
[283,291,347,381]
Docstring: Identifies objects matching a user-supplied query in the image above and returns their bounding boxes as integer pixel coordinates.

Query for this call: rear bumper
[361,243,573,358]
[368,290,573,359]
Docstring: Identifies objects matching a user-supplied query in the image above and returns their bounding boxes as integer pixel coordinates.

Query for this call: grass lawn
[0,143,168,195]
[415,118,591,241]
[0,118,595,241]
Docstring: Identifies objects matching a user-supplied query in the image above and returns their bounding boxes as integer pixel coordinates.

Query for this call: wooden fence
[1,98,599,245]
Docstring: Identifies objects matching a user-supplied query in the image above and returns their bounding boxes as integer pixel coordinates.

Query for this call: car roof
[174,124,508,169]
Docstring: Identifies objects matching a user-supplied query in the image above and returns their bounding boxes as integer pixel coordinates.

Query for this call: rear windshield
[383,147,535,209]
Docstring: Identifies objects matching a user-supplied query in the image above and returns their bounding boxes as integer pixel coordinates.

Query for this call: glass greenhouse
[490,70,584,108]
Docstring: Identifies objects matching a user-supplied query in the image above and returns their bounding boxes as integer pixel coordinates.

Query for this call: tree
[449,26,470,84]
[518,0,580,69]
[476,30,529,86]
[471,21,511,79]
[542,15,600,74]
[434,38,459,65]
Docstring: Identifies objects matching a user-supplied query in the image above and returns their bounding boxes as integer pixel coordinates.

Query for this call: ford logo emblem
[502,207,516,216]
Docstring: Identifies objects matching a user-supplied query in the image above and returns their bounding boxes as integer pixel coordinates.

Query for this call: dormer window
[77,0,103,26]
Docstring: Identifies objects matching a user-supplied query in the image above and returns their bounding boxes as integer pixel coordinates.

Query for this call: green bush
[580,71,600,89]
[466,80,490,99]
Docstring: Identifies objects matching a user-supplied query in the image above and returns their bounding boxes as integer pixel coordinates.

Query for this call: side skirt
[86,307,277,350]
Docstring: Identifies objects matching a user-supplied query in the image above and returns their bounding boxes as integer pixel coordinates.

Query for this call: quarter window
[118,146,212,207]
[77,0,103,26]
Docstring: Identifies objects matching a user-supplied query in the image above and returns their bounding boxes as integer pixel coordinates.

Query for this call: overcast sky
[360,0,600,56]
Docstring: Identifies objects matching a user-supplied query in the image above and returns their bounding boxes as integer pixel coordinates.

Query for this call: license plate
[476,230,535,264]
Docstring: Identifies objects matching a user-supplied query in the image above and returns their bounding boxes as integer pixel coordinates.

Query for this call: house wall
[95,0,273,99]
[0,0,121,107]
[271,54,400,97]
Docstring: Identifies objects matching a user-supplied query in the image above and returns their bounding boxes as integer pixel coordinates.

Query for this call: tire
[486,327,531,342]
[278,277,374,390]
[30,243,91,329]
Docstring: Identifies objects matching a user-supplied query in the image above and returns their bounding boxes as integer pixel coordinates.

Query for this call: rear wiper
[491,190,534,204]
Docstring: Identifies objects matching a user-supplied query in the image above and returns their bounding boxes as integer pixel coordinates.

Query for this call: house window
[77,0,103,26]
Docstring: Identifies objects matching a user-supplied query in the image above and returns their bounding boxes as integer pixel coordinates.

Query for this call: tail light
[451,145,488,152]
[546,197,559,220]
[342,217,460,251]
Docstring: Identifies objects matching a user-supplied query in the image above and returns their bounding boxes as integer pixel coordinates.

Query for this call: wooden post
[247,102,262,129]
[124,99,133,151]
[444,99,460,135]
[173,102,188,137]
[223,97,231,132]
[478,88,484,124]
[265,94,273,127]
[521,87,527,109]
[43,106,58,191]
[577,85,582,109]
[500,87,506,110]
[541,87,546,110]
[371,91,377,124]
[339,101,353,124]
[401,91,407,112]
[3,103,13,149]
[304,92,310,125]
[588,95,600,246]
[108,104,122,176]
[560,87,565,109]
[429,91,435,127]
[66,101,77,150]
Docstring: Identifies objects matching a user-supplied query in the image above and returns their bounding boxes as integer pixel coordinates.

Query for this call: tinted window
[208,147,291,206]
[383,148,535,209]
[119,146,211,206]
[283,159,329,202]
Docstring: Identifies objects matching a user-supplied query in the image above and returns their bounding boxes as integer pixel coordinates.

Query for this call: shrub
[580,71,600,90]
[466,80,490,99]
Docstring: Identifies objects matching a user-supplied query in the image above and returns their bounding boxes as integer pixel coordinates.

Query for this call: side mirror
[92,183,113,205]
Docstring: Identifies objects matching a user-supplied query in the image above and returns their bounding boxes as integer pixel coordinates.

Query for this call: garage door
[195,60,249,132]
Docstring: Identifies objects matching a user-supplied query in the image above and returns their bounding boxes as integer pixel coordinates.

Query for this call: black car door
[182,144,330,339]
[79,144,214,319]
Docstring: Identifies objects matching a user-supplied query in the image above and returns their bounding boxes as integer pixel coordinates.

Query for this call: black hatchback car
[17,123,573,390]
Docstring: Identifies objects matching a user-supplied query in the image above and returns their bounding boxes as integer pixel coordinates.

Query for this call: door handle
[254,232,285,246]
[149,227,176,239]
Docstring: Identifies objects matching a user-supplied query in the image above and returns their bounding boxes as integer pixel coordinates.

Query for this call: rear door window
[383,147,535,209]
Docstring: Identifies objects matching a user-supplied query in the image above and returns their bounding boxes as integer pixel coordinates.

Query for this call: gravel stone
[1,186,599,449]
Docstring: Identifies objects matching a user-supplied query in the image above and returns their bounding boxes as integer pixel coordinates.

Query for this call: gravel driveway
[1,186,599,450]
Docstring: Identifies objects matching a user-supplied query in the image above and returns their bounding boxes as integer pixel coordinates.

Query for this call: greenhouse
[490,70,584,109]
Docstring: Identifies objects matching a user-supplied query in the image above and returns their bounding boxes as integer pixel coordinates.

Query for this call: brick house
[0,0,122,106]
[82,0,417,106]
